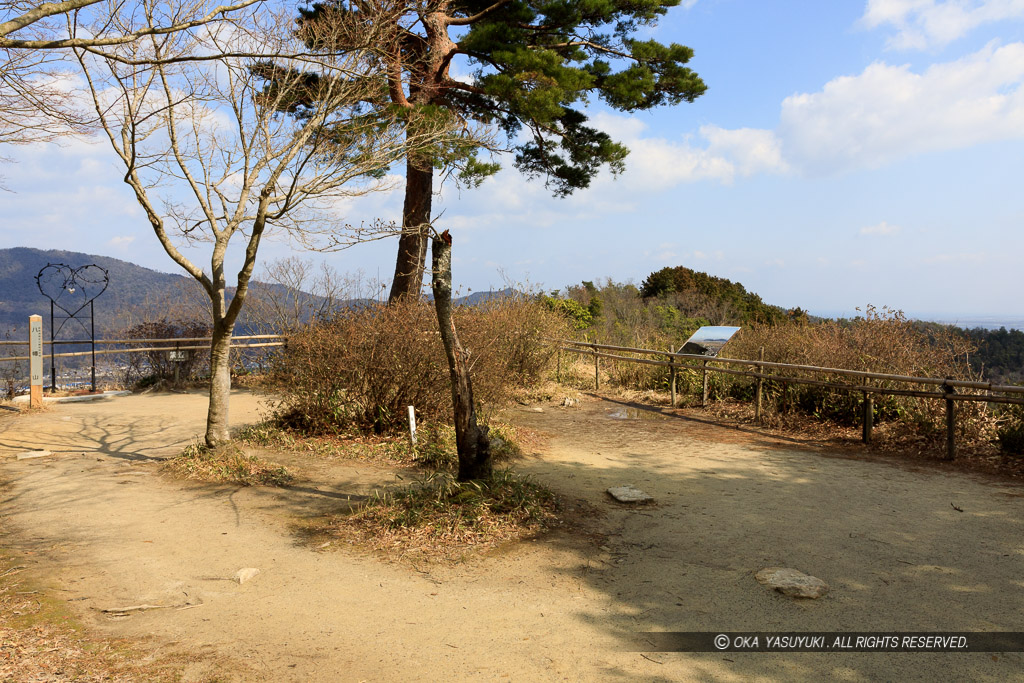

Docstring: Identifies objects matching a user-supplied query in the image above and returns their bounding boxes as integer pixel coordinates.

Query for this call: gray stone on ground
[234,567,260,584]
[561,397,579,407]
[755,567,829,599]
[607,485,654,504]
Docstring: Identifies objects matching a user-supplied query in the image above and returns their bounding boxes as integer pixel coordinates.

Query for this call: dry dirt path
[1,391,1023,682]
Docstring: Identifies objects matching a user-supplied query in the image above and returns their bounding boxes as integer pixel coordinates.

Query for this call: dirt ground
[1,390,1023,682]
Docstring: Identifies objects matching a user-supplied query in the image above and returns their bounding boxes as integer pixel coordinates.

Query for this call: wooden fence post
[556,347,562,383]
[944,381,956,461]
[701,359,709,408]
[862,392,873,444]
[669,346,677,408]
[594,346,600,391]
[755,346,764,422]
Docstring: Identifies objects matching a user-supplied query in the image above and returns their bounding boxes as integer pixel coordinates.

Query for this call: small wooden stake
[669,346,677,408]
[755,346,764,422]
[862,393,873,444]
[944,382,956,461]
[701,360,709,408]
[594,347,600,391]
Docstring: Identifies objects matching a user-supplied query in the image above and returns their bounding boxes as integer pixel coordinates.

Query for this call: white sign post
[407,405,417,445]
[29,314,43,408]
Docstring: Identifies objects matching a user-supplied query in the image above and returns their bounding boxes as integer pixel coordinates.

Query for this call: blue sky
[3,0,1024,321]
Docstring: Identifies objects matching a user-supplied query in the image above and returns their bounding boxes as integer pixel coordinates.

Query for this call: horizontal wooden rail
[556,339,1024,395]
[0,334,283,347]
[0,341,283,363]
[554,337,1024,460]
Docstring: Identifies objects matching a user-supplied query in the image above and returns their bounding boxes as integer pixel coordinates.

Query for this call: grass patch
[235,421,417,466]
[235,419,537,473]
[0,555,201,682]
[328,469,561,559]
[163,440,293,486]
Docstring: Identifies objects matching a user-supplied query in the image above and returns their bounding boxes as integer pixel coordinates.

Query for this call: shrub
[542,295,593,329]
[996,405,1024,455]
[272,297,567,435]
[123,318,210,386]
[717,306,991,441]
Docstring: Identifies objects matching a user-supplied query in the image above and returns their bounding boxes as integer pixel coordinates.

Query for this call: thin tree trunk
[431,230,492,482]
[205,319,233,448]
[388,156,433,303]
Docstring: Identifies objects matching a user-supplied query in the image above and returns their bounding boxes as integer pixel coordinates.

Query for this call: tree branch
[447,0,511,26]
[0,0,263,47]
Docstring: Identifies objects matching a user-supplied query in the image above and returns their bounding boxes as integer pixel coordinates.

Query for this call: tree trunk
[431,230,492,482]
[388,156,433,303]
[205,319,233,448]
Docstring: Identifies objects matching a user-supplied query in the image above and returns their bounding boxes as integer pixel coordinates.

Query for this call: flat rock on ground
[755,567,830,599]
[607,485,654,503]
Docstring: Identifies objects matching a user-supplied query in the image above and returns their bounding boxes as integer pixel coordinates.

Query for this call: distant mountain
[0,247,522,338]
[0,247,197,334]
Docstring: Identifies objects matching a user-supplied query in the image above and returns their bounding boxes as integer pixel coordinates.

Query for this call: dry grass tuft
[163,440,293,486]
[326,470,561,560]
[235,421,417,467]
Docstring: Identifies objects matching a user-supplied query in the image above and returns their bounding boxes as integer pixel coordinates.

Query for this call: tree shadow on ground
[506,395,1024,681]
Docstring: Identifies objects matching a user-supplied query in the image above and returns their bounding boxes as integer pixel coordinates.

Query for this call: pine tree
[296,0,707,300]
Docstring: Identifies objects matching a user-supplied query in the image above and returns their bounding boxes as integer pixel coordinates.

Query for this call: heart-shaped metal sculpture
[36,263,110,320]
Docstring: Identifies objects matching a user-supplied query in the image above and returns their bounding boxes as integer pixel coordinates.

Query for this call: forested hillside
[964,327,1024,384]
[547,265,1023,385]
[0,248,197,333]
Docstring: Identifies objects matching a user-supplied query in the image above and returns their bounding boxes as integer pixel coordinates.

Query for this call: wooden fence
[554,338,1024,461]
[0,335,285,363]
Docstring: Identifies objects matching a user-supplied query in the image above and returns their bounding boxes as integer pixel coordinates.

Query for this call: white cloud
[860,221,902,235]
[701,125,790,176]
[580,41,1024,183]
[588,113,786,188]
[862,0,1024,50]
[108,236,136,247]
[923,251,987,263]
[778,42,1024,173]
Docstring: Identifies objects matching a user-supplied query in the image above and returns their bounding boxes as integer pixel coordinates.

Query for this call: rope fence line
[551,338,1024,461]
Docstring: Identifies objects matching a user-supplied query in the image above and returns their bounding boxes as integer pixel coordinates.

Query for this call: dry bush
[123,318,211,387]
[719,306,993,445]
[272,297,567,434]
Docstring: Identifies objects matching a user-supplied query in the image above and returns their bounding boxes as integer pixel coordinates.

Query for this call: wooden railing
[554,338,1024,460]
[0,335,284,363]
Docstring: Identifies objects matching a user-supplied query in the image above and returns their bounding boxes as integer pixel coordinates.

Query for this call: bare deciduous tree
[75,2,458,446]
[243,257,381,335]
[1,0,263,149]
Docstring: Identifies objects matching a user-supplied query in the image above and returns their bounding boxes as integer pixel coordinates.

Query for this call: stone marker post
[29,315,43,408]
